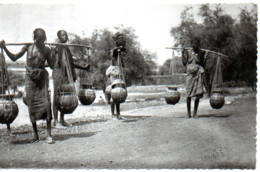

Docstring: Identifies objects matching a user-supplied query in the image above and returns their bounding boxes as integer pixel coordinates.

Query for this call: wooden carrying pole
[5,42,92,49]
[166,47,228,57]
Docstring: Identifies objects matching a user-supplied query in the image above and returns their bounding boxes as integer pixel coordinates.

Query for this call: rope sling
[82,49,92,87]
[211,54,223,93]
[110,48,127,103]
[57,46,78,113]
[0,47,19,124]
[0,47,12,98]
[78,49,96,105]
[117,49,125,83]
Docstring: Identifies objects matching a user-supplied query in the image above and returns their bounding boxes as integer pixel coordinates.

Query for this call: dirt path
[0,94,256,169]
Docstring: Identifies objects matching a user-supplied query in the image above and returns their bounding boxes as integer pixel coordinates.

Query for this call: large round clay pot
[60,83,74,92]
[0,97,19,124]
[78,84,96,105]
[57,92,78,114]
[165,86,180,105]
[111,84,127,103]
[78,89,96,105]
[210,90,225,109]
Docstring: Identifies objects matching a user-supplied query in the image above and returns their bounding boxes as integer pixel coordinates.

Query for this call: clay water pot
[165,86,180,105]
[60,83,74,92]
[105,85,112,98]
[78,84,96,105]
[210,90,225,109]
[57,92,78,114]
[111,85,127,103]
[0,95,19,124]
[111,79,127,103]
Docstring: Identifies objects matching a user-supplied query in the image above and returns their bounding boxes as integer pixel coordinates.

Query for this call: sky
[0,0,257,65]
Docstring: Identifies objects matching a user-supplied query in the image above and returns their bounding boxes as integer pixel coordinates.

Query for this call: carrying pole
[166,47,228,57]
[5,42,92,49]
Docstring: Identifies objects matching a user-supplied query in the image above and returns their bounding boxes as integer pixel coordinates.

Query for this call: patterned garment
[183,50,205,98]
[25,67,52,123]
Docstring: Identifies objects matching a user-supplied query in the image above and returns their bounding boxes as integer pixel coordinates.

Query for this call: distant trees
[159,57,186,75]
[169,4,257,87]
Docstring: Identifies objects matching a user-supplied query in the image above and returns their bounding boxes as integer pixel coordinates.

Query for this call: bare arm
[73,62,90,70]
[45,47,54,69]
[202,51,208,67]
[182,49,188,66]
[0,41,28,61]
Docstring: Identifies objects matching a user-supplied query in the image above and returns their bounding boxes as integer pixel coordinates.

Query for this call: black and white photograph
[0,0,258,170]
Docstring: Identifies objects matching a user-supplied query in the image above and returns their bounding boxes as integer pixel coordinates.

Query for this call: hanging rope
[117,49,125,82]
[0,47,15,118]
[211,54,223,93]
[63,47,77,106]
[1,47,12,100]
[166,47,228,58]
[85,48,92,87]
[1,47,4,95]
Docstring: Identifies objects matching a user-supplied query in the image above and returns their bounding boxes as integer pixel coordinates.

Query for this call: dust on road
[0,94,256,169]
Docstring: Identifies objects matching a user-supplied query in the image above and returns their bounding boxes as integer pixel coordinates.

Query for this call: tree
[170,3,257,88]
[159,57,186,75]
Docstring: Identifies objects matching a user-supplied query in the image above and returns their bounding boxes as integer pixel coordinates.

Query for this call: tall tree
[170,4,257,88]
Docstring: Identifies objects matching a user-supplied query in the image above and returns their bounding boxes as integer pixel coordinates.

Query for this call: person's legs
[32,121,39,142]
[116,103,120,116]
[186,97,191,118]
[6,123,12,136]
[53,105,58,126]
[60,112,72,127]
[116,103,127,120]
[111,102,116,118]
[106,93,111,105]
[53,106,66,128]
[46,119,54,144]
[193,96,200,118]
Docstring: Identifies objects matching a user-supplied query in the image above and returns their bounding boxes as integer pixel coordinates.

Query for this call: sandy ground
[0,92,256,169]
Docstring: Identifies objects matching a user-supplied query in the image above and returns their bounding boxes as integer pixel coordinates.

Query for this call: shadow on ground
[53,131,97,142]
[10,132,97,145]
[120,115,149,123]
[70,118,109,126]
[198,113,232,118]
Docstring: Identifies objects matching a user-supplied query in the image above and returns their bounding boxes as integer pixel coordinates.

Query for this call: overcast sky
[0,0,256,65]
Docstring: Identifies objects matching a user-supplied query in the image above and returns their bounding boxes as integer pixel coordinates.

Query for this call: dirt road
[0,93,256,169]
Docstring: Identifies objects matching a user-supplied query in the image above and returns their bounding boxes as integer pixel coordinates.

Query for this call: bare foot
[112,113,117,118]
[186,114,191,119]
[32,136,40,143]
[117,115,127,120]
[54,123,67,129]
[46,137,55,144]
[61,121,72,127]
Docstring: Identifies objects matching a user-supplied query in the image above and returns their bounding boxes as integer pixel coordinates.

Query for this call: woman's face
[116,36,126,47]
[35,34,46,46]
[192,41,200,53]
[58,31,68,43]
